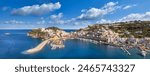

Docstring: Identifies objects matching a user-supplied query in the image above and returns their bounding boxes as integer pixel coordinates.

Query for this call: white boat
[141,51,147,57]
[5,33,11,35]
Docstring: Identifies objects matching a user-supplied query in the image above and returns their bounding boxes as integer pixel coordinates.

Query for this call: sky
[0,0,150,29]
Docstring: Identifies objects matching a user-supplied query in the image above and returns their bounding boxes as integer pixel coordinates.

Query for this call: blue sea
[0,30,150,59]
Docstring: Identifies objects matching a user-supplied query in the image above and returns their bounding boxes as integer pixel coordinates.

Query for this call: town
[25,21,150,57]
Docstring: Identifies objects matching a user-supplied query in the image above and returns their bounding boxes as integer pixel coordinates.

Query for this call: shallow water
[0,30,149,59]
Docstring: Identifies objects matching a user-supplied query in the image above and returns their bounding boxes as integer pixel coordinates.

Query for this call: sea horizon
[0,27,79,30]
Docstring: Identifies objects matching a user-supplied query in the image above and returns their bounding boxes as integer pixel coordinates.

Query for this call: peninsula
[24,27,70,54]
[24,21,150,57]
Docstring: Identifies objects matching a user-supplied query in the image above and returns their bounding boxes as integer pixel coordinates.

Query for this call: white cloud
[4,20,24,24]
[119,12,150,21]
[96,19,112,24]
[123,5,131,10]
[48,20,65,25]
[77,2,119,20]
[37,20,46,25]
[73,21,91,26]
[81,9,87,12]
[11,2,61,16]
[48,14,91,26]
[78,8,106,20]
[48,13,65,25]
[95,12,150,24]
[50,13,63,20]
[123,4,136,10]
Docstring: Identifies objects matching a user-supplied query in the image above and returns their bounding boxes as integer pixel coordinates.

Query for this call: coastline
[1,29,150,59]
[25,22,150,57]
[75,38,132,55]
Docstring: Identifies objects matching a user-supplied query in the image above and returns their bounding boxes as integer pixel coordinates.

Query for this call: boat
[141,51,147,57]
[138,46,148,57]
[5,33,11,35]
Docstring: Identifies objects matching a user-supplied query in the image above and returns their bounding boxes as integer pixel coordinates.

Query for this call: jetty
[23,39,49,54]
[23,35,65,54]
[121,47,131,55]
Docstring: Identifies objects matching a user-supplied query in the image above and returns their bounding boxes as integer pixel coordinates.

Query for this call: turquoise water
[0,30,150,59]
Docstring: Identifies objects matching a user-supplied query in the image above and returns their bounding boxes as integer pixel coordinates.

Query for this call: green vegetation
[78,21,150,38]
[108,21,150,38]
[28,27,62,39]
[28,29,48,39]
[46,26,61,32]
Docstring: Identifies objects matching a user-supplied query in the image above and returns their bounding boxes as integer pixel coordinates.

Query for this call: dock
[23,39,49,54]
[23,35,65,54]
[121,47,131,55]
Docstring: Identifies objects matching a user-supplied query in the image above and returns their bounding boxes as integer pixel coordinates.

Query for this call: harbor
[0,30,150,59]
